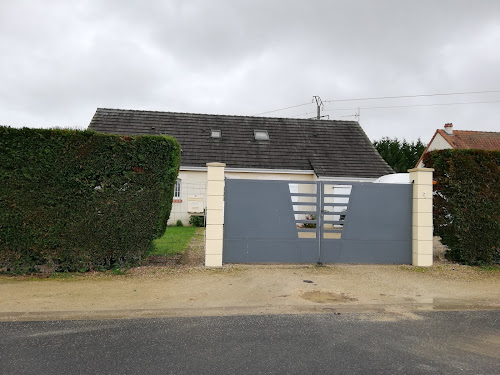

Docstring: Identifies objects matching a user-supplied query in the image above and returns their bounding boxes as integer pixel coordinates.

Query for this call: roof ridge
[95,107,360,124]
[438,129,500,135]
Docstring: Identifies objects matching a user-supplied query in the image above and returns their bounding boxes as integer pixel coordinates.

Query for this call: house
[88,108,393,225]
[416,123,500,167]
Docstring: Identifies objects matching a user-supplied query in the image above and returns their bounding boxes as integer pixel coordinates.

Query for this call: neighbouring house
[88,108,393,225]
[416,123,500,167]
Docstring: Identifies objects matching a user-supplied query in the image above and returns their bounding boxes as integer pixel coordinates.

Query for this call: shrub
[189,215,205,227]
[303,214,316,229]
[0,126,181,274]
[423,149,500,265]
[176,219,184,227]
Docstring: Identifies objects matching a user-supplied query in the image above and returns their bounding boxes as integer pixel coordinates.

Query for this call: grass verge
[150,226,198,256]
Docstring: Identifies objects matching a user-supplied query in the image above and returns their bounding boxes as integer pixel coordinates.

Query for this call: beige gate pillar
[205,162,226,267]
[408,168,434,266]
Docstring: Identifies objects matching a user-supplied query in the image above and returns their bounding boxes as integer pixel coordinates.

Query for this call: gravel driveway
[1,229,498,321]
[1,261,498,321]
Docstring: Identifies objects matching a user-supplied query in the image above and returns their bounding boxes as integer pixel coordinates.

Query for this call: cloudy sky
[1,0,499,142]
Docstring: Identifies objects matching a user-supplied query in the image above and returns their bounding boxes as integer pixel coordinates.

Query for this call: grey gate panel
[223,179,412,264]
[319,182,412,264]
[223,179,319,263]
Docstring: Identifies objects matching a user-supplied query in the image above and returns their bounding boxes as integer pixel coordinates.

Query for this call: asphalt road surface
[1,311,499,374]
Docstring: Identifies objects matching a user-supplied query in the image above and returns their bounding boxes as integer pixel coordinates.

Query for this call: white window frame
[174,179,181,199]
[211,129,221,138]
[254,130,269,141]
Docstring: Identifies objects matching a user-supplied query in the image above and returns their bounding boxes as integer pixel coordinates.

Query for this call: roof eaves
[416,130,442,167]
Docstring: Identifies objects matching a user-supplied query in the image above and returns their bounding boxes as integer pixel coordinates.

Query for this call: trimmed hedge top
[423,149,500,265]
[0,126,181,274]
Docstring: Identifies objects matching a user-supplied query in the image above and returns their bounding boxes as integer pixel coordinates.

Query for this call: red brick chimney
[444,123,453,135]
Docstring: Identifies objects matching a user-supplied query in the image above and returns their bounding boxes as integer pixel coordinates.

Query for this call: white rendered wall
[417,133,452,168]
[167,170,316,225]
[168,170,208,225]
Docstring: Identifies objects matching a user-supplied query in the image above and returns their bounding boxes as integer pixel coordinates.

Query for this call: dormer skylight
[211,129,221,139]
[254,130,269,141]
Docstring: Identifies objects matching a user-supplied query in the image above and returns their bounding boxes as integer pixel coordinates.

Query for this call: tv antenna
[312,96,329,120]
[340,107,361,120]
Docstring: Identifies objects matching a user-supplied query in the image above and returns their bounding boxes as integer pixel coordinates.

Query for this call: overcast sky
[1,0,499,142]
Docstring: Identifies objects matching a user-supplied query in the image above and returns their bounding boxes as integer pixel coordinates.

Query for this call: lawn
[150,226,198,256]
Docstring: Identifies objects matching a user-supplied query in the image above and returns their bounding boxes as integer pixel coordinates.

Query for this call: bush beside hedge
[423,149,500,265]
[189,214,205,227]
[0,127,181,274]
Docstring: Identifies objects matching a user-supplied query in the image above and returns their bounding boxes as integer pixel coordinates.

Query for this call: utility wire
[289,111,317,118]
[275,99,500,118]
[322,99,500,112]
[254,90,500,117]
[253,101,311,116]
[323,90,500,103]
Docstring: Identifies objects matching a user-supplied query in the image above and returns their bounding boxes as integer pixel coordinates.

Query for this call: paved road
[1,311,499,374]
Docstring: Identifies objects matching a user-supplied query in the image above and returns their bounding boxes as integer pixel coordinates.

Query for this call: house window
[254,130,269,141]
[211,129,221,139]
[174,179,181,199]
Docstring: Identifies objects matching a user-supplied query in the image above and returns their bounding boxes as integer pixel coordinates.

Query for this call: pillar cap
[206,162,226,167]
[407,168,434,173]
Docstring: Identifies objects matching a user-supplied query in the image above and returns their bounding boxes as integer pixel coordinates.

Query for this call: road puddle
[301,290,352,303]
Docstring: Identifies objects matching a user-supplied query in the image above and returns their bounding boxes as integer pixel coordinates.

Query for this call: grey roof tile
[88,108,393,178]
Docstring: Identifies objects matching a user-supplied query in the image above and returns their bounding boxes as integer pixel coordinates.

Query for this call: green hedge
[423,149,500,265]
[0,127,181,274]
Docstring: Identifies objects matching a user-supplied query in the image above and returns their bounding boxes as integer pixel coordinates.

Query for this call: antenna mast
[312,96,324,120]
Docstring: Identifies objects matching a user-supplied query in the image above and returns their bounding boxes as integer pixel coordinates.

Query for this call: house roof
[416,127,500,167]
[437,129,500,150]
[88,108,393,178]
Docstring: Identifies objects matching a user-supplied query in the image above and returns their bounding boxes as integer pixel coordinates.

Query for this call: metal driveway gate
[222,179,412,264]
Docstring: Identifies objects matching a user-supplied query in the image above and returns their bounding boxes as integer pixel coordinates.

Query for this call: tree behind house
[373,138,426,173]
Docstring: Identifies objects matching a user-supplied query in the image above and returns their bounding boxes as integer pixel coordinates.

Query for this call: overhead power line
[281,100,500,119]
[290,111,317,118]
[322,99,500,112]
[253,101,311,116]
[323,90,500,103]
[253,90,500,116]
[253,90,500,118]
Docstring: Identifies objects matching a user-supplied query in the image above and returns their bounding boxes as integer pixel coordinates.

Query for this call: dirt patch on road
[301,291,353,303]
